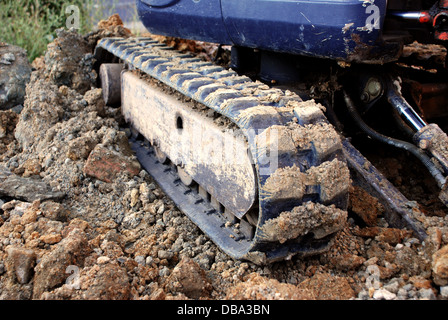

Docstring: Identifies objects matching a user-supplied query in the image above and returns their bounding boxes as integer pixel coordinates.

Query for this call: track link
[94,37,350,264]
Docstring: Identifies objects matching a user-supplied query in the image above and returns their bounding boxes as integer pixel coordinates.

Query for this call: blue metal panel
[221,0,387,60]
[137,0,397,65]
[137,0,232,44]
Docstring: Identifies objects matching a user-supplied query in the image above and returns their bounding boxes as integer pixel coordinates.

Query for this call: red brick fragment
[83,145,140,183]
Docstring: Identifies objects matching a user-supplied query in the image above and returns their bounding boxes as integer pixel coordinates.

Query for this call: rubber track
[95,37,350,263]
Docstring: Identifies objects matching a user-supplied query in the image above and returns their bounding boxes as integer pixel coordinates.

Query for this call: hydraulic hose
[386,81,427,132]
[343,91,446,188]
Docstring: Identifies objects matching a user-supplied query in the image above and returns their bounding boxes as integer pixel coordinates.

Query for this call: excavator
[94,0,448,264]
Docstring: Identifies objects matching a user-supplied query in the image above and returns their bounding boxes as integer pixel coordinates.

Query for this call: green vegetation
[0,0,92,61]
[0,0,131,62]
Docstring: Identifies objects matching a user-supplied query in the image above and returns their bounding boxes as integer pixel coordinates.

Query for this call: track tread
[95,37,350,263]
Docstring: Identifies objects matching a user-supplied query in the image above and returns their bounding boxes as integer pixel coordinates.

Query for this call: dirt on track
[0,15,448,301]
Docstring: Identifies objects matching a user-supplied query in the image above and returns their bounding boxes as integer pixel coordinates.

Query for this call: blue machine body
[137,0,399,63]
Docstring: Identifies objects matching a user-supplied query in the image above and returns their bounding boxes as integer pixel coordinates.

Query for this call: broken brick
[83,144,140,183]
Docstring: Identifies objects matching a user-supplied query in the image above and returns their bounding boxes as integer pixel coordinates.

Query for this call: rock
[297,272,355,300]
[44,29,96,94]
[83,88,106,117]
[85,14,132,49]
[97,256,110,264]
[100,239,124,259]
[418,288,436,300]
[397,288,409,299]
[354,227,411,245]
[395,245,430,277]
[20,200,39,224]
[5,246,36,284]
[383,280,400,294]
[121,212,142,229]
[330,253,365,271]
[40,201,69,222]
[158,250,174,260]
[14,158,42,177]
[373,289,396,300]
[376,228,412,245]
[0,43,32,110]
[1,199,30,215]
[130,188,139,207]
[440,285,448,298]
[149,287,166,300]
[67,136,98,160]
[226,273,315,300]
[432,245,448,286]
[83,144,141,183]
[14,75,65,150]
[97,14,130,32]
[40,233,63,245]
[0,110,18,157]
[33,228,91,299]
[134,255,145,265]
[409,276,433,290]
[427,227,443,250]
[349,186,384,226]
[0,165,65,202]
[164,257,212,299]
[0,53,15,65]
[80,262,131,300]
[83,88,103,105]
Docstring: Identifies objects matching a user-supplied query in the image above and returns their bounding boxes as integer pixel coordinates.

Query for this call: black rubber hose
[343,91,446,188]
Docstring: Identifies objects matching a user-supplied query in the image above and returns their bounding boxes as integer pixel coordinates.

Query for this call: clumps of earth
[1,15,448,300]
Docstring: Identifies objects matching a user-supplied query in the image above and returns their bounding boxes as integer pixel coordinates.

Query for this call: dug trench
[0,15,448,300]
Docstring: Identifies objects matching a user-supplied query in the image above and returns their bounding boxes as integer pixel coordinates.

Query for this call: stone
[354,227,411,245]
[297,272,355,300]
[80,262,131,300]
[394,246,429,277]
[383,280,400,294]
[373,289,396,300]
[130,188,139,207]
[67,136,98,160]
[164,257,212,299]
[97,256,111,264]
[43,29,96,94]
[83,88,103,105]
[226,273,315,300]
[440,285,448,298]
[0,43,32,110]
[15,158,42,177]
[330,253,365,271]
[20,200,40,224]
[40,201,69,222]
[432,245,448,286]
[149,287,166,300]
[40,233,63,245]
[397,288,408,299]
[158,250,174,260]
[0,110,18,156]
[410,276,432,290]
[83,144,141,183]
[5,246,36,284]
[33,228,91,299]
[349,186,384,226]
[418,288,436,300]
[134,255,145,265]
[0,165,65,202]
